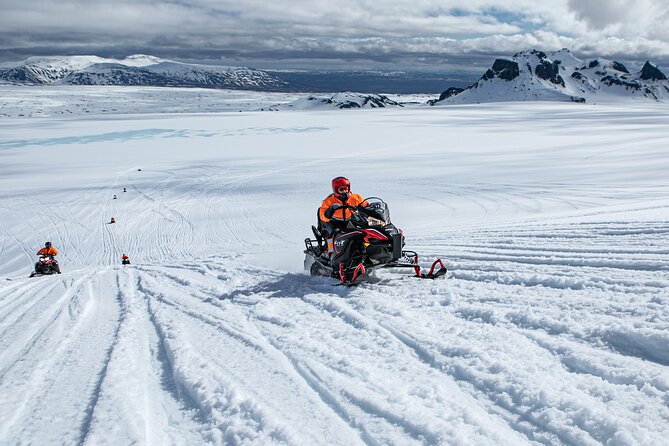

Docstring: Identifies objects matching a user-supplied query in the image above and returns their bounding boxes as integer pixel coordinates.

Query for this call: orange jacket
[37,246,58,256]
[319,193,367,223]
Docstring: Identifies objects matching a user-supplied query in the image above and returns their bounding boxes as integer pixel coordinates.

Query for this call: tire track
[0,270,122,443]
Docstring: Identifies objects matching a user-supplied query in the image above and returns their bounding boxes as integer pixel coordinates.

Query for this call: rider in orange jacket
[319,177,367,254]
[36,241,61,273]
[37,241,58,257]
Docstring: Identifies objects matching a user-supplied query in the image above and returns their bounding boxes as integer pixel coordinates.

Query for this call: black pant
[321,220,348,238]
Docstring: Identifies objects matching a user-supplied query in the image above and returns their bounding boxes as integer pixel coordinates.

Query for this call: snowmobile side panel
[392,233,402,259]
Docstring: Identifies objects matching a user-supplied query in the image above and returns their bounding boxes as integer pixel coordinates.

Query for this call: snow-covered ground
[0,85,307,117]
[1,87,668,445]
[0,85,432,117]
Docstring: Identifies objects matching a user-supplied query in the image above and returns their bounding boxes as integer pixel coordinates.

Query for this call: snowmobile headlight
[366,216,385,227]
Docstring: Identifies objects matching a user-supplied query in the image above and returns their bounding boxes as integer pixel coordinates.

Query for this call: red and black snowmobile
[30,255,60,277]
[304,197,446,285]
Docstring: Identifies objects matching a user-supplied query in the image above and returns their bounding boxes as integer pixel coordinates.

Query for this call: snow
[12,55,165,73]
[1,87,669,445]
[439,49,669,105]
[272,92,402,110]
[1,55,283,90]
[0,85,305,117]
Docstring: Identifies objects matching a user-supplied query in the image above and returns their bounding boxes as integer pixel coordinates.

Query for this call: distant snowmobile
[304,197,446,285]
[30,255,60,277]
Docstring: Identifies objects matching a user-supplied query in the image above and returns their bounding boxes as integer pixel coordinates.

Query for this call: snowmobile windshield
[360,197,391,226]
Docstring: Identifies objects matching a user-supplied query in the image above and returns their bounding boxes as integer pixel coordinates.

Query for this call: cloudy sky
[1,0,668,71]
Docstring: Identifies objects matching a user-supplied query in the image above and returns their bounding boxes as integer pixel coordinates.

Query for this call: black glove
[324,204,341,219]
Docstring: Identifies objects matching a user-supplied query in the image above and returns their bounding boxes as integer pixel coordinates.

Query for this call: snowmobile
[30,255,60,277]
[304,197,446,285]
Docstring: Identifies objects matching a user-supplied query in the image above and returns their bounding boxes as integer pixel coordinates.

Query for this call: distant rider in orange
[36,241,61,273]
[319,177,367,254]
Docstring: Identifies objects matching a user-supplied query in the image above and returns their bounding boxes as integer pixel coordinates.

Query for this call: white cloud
[1,0,668,67]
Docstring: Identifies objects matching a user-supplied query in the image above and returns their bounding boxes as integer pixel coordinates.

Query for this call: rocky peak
[514,49,547,59]
[640,61,667,80]
[427,88,464,105]
[611,61,629,73]
[482,59,520,81]
[535,60,565,86]
[439,87,464,101]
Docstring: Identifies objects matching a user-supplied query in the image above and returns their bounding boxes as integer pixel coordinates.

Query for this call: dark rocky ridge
[427,87,465,105]
[482,59,520,81]
[640,62,667,80]
[535,60,565,86]
[611,61,629,73]
[271,92,403,110]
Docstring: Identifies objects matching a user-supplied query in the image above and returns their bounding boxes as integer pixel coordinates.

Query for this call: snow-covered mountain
[270,92,403,110]
[432,49,669,104]
[0,55,286,90]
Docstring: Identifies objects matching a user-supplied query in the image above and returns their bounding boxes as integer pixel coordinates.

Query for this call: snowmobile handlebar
[325,203,361,219]
[328,203,360,210]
